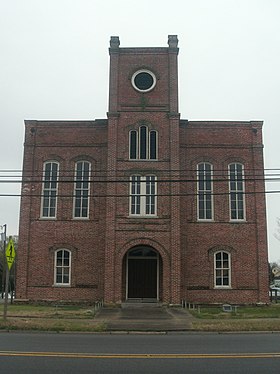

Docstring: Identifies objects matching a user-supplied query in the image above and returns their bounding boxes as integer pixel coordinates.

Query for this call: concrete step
[121,300,163,308]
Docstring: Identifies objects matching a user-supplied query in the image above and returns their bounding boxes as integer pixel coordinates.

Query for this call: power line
[0,190,278,198]
[0,177,280,183]
[1,168,280,173]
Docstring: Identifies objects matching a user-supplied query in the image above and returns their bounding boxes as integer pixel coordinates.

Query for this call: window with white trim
[197,162,213,220]
[129,126,157,160]
[73,161,90,218]
[214,251,231,287]
[41,161,59,218]
[130,175,157,216]
[229,163,245,220]
[54,249,71,286]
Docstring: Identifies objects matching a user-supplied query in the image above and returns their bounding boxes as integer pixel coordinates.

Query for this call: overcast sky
[1,0,280,261]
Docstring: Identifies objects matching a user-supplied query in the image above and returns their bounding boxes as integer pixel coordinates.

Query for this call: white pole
[3,266,9,320]
[1,224,6,298]
[1,224,8,320]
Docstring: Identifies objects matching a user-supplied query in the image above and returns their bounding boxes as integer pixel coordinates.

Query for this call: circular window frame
[131,69,156,93]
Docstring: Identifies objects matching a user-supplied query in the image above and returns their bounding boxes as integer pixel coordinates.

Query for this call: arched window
[129,126,157,160]
[229,163,245,220]
[130,175,157,216]
[197,162,213,220]
[41,161,59,218]
[73,161,91,218]
[54,249,71,286]
[214,251,231,288]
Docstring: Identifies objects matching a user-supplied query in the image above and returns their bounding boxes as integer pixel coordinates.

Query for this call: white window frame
[129,126,158,160]
[197,162,213,221]
[54,249,71,286]
[41,161,59,219]
[73,161,91,219]
[130,175,157,216]
[229,163,246,221]
[214,251,231,288]
[131,69,157,93]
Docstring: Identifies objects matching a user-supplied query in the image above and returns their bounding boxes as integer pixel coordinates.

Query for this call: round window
[131,70,156,93]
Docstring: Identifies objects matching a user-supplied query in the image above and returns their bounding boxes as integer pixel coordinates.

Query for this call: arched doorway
[126,246,159,301]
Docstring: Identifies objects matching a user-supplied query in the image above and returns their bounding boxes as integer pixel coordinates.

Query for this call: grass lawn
[188,303,280,331]
[0,302,280,332]
[188,303,280,319]
[0,303,106,332]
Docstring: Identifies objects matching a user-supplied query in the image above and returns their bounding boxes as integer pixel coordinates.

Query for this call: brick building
[16,36,269,305]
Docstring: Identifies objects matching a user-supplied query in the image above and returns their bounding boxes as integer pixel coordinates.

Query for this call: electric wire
[1,169,280,197]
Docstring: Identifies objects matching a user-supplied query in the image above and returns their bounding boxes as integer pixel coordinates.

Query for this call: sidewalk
[94,305,194,332]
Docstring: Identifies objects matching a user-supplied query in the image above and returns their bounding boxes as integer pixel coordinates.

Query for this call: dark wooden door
[127,258,157,299]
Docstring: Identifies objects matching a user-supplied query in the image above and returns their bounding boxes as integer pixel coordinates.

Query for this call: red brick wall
[16,121,108,302]
[180,121,269,304]
[16,37,269,305]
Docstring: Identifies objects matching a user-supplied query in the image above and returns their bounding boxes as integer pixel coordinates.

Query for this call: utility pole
[3,253,9,320]
[0,224,7,299]
[3,237,16,320]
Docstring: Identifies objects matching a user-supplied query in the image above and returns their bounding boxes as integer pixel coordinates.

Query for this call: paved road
[0,332,280,373]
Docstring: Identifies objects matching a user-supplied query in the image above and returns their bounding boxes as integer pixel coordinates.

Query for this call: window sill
[129,159,158,162]
[53,284,71,288]
[129,215,158,218]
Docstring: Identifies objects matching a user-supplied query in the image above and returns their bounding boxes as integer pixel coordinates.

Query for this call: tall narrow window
[74,161,90,218]
[229,163,245,220]
[140,126,147,159]
[129,126,157,160]
[130,175,157,216]
[214,251,231,287]
[145,175,156,215]
[41,161,59,218]
[54,249,71,286]
[130,175,141,215]
[150,130,157,160]
[129,130,137,159]
[197,162,213,220]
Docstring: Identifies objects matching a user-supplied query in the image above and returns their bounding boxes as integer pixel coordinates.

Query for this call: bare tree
[274,217,280,242]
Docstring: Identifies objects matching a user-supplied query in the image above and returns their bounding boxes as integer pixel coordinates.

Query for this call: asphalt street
[0,332,280,373]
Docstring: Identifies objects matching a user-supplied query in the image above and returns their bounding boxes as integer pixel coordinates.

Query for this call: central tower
[104,36,181,304]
